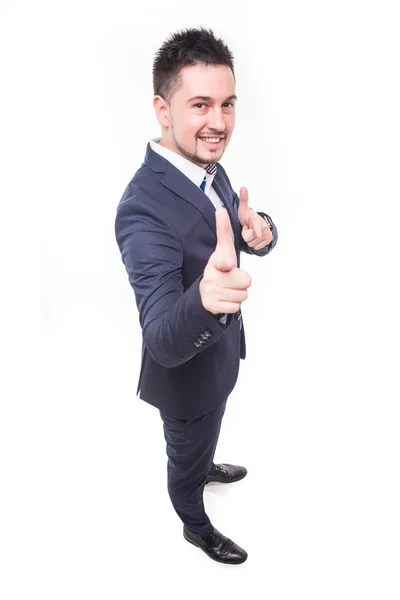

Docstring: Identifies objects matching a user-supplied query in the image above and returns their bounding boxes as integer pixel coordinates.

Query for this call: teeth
[201,138,221,143]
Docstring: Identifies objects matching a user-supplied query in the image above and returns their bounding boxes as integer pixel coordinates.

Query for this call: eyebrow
[186,95,238,104]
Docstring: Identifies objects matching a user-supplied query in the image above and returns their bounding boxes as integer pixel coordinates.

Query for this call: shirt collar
[150,138,217,188]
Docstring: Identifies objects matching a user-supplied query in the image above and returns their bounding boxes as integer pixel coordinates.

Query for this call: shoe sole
[205,472,247,485]
[183,529,248,565]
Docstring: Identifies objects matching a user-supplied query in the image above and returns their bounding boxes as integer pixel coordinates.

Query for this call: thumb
[239,187,249,210]
[213,208,236,271]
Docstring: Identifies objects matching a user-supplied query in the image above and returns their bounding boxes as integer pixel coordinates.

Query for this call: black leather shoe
[205,463,247,484]
[183,526,248,564]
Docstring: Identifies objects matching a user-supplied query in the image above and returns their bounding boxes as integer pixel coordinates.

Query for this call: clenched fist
[199,208,252,315]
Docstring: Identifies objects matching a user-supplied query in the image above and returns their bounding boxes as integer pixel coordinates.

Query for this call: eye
[194,103,207,109]
[222,102,234,108]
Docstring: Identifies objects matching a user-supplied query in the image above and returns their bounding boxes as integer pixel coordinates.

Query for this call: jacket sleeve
[232,191,278,257]
[115,195,231,368]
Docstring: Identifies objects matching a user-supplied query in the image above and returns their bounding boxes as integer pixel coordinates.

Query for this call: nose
[207,107,226,133]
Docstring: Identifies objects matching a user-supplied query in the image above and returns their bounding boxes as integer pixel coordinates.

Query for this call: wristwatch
[259,212,274,232]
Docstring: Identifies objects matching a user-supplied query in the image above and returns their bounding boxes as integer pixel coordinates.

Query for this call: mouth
[197,136,225,149]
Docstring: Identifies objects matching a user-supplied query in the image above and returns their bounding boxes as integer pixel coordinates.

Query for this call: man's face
[157,63,237,167]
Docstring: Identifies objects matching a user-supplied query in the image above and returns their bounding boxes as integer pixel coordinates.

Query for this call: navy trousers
[160,400,227,536]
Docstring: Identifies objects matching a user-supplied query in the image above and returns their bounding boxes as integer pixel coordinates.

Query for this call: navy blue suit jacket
[115,143,278,419]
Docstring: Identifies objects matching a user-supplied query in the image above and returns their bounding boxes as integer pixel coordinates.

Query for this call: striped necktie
[200,163,217,192]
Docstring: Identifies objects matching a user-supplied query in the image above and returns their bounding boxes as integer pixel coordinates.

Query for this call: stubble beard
[173,131,225,168]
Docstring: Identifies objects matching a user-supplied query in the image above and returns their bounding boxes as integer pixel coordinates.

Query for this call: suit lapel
[212,172,241,255]
[160,162,216,233]
[145,143,241,254]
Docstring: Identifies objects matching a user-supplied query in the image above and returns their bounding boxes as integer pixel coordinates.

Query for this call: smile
[198,137,224,144]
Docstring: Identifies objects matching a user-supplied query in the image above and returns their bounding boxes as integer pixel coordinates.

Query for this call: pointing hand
[238,187,273,250]
[199,208,252,315]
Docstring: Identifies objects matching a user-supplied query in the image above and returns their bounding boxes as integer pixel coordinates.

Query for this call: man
[115,27,278,565]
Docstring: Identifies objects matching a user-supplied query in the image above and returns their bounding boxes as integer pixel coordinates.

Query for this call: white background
[2,0,400,598]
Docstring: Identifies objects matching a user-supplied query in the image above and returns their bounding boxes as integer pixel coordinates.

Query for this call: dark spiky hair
[153,27,235,103]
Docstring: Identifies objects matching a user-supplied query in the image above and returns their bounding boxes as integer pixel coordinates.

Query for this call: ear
[153,95,170,127]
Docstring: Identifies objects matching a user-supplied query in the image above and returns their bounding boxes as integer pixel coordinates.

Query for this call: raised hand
[238,187,273,250]
[199,208,252,315]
